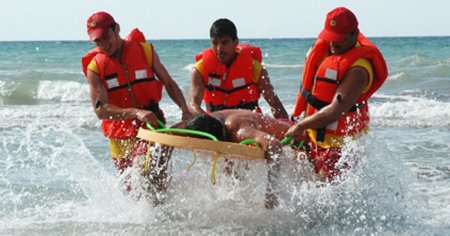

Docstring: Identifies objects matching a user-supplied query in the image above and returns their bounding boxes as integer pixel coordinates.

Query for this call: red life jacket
[81,29,163,139]
[82,28,146,77]
[195,44,262,112]
[292,33,388,140]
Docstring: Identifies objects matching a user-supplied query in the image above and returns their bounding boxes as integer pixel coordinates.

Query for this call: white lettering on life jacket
[106,78,119,89]
[135,69,147,80]
[232,78,246,88]
[325,68,338,81]
[208,78,222,87]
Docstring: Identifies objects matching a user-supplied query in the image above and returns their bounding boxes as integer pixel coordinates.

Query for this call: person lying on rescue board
[173,109,297,209]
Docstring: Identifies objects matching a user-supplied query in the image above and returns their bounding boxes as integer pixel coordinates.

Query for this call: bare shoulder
[345,66,369,85]
[218,110,256,128]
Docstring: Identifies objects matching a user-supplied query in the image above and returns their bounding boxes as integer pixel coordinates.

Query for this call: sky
[1,0,450,41]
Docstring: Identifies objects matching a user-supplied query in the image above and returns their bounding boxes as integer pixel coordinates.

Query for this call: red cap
[86,11,116,41]
[318,7,358,42]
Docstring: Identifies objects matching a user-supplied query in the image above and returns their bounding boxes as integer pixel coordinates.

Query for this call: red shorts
[113,139,149,173]
[306,140,345,180]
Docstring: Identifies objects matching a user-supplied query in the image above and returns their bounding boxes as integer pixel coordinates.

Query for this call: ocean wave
[0,104,99,130]
[0,68,82,77]
[389,56,450,76]
[0,79,89,105]
[0,80,18,97]
[182,63,195,71]
[397,89,439,100]
[395,55,434,67]
[371,94,450,128]
[181,63,304,71]
[387,72,407,80]
[0,79,40,105]
[36,80,90,102]
[263,63,303,69]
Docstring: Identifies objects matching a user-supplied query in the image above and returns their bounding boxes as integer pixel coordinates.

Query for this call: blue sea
[0,37,449,235]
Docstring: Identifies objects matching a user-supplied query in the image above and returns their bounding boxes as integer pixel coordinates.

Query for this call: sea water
[0,37,449,235]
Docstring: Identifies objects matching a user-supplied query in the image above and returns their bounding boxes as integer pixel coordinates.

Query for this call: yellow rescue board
[137,128,265,160]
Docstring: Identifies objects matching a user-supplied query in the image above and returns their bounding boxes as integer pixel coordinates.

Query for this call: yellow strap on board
[210,152,222,185]
[186,152,198,172]
[144,142,152,171]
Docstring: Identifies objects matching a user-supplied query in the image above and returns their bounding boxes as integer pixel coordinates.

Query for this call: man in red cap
[287,7,388,180]
[82,12,192,194]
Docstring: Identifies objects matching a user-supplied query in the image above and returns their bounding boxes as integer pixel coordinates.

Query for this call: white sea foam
[387,72,407,80]
[397,55,432,67]
[182,63,195,71]
[0,104,98,130]
[36,80,90,102]
[0,68,82,78]
[0,80,18,97]
[0,126,426,235]
[371,94,450,128]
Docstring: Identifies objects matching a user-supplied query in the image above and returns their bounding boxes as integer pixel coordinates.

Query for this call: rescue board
[137,128,265,160]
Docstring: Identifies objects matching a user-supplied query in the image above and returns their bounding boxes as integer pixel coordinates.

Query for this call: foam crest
[371,94,450,128]
[389,56,450,79]
[0,104,98,130]
[182,63,195,71]
[387,72,407,80]
[0,80,18,97]
[36,80,90,102]
[395,55,434,67]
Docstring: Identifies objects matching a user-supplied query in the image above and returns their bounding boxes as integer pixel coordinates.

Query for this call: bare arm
[285,67,369,137]
[257,69,289,119]
[188,67,206,115]
[231,124,283,160]
[86,69,159,127]
[152,51,192,120]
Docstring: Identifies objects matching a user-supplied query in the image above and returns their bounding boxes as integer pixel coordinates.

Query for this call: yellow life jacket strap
[307,126,369,148]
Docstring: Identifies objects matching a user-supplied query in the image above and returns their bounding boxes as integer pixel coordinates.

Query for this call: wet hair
[210,18,238,41]
[185,114,228,141]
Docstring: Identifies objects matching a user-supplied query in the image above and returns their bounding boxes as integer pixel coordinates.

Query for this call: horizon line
[1,35,449,42]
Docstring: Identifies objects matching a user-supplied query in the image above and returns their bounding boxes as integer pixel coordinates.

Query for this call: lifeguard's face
[210,35,238,66]
[93,26,121,56]
[329,31,358,55]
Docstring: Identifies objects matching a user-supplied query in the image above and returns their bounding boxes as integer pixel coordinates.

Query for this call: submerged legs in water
[132,141,173,206]
[265,155,280,209]
[144,143,173,206]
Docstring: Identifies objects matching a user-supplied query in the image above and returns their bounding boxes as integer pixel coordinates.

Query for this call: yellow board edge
[137,128,265,160]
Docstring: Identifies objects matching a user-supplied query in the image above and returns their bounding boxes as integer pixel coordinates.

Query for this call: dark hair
[350,28,359,36]
[109,23,117,32]
[210,18,238,41]
[185,114,228,141]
